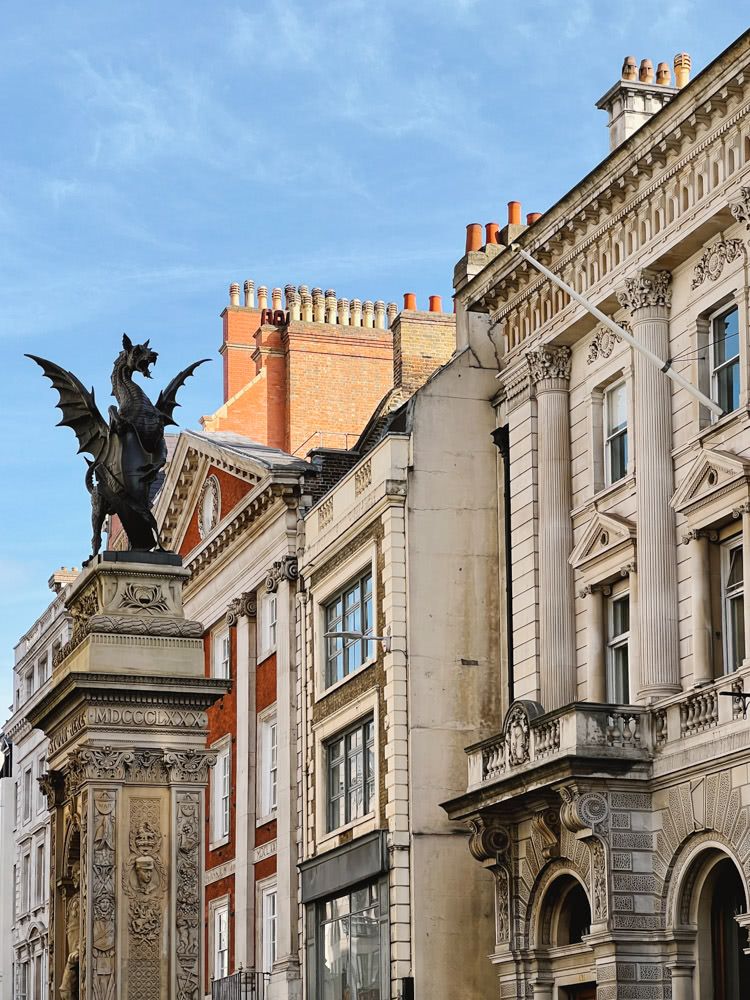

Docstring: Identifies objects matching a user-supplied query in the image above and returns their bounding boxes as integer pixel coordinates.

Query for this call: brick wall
[392,311,455,393]
[180,466,255,557]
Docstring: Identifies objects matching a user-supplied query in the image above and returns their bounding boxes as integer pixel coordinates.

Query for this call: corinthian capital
[525,345,572,385]
[616,269,672,314]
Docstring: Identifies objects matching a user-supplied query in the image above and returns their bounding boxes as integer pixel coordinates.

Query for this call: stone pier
[28,552,227,1000]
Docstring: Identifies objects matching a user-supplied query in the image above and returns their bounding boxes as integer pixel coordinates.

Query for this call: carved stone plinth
[29,553,227,1000]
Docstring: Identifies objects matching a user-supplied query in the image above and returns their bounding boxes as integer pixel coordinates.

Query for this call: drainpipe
[492,425,514,708]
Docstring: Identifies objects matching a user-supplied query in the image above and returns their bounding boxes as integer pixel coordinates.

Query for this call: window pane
[321,918,348,1000]
[608,430,628,483]
[606,382,627,433]
[729,594,746,671]
[612,596,629,637]
[609,644,630,703]
[713,308,739,366]
[727,545,744,590]
[350,906,380,999]
[716,359,740,413]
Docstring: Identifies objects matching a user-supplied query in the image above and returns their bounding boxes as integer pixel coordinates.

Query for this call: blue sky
[1,1,747,714]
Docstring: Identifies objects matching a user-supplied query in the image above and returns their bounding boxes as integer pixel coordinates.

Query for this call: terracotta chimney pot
[403,292,417,311]
[485,222,500,245]
[526,212,542,225]
[465,223,482,253]
[656,62,671,86]
[507,201,522,225]
[639,59,654,84]
[622,56,638,81]
[429,295,442,313]
[674,52,691,89]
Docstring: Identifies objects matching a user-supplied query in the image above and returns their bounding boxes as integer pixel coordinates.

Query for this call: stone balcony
[464,667,750,804]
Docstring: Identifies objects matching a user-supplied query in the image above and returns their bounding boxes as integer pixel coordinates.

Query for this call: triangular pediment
[154,430,309,555]
[671,447,750,515]
[570,510,636,570]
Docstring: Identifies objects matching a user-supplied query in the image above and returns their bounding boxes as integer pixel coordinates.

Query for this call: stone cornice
[464,37,750,316]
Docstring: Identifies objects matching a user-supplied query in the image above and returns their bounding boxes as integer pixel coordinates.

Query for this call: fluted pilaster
[527,345,576,710]
[617,270,680,697]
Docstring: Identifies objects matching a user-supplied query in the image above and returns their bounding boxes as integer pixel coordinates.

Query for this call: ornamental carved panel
[123,798,165,1000]
[175,792,201,1000]
[92,789,117,1000]
[691,238,745,289]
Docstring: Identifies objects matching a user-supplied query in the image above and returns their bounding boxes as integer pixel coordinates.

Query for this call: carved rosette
[559,787,609,834]
[525,345,572,387]
[616,269,672,314]
[691,239,745,289]
[265,554,299,593]
[123,799,165,998]
[92,789,117,1000]
[729,186,750,228]
[175,792,201,1000]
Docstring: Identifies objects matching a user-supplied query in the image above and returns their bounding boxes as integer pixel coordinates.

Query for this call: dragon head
[121,334,158,379]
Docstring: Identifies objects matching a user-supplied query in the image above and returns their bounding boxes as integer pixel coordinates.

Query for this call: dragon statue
[27,336,208,558]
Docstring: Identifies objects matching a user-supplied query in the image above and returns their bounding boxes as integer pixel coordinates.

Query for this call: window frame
[212,627,231,680]
[22,766,32,823]
[306,877,389,1000]
[210,737,231,848]
[21,849,31,913]
[709,303,741,418]
[258,878,278,975]
[721,535,745,674]
[325,716,376,833]
[323,569,375,689]
[258,708,278,822]
[262,592,278,656]
[34,840,45,905]
[606,589,630,704]
[603,379,628,487]
[209,896,230,983]
[36,756,46,815]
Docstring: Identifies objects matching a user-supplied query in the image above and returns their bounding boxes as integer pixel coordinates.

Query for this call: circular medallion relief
[198,475,220,539]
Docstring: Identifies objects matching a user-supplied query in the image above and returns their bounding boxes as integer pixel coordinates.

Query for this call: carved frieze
[616,269,672,313]
[85,615,203,639]
[591,838,608,921]
[525,345,572,385]
[62,746,215,798]
[265,554,299,593]
[117,583,170,614]
[691,238,745,288]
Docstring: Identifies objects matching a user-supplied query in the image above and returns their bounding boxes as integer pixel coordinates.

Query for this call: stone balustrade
[467,668,750,793]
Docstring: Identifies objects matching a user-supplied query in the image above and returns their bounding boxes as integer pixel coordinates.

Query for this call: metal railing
[211,969,267,1000]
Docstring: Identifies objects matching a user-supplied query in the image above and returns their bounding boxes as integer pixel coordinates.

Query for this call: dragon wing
[26,354,109,463]
[155,358,210,426]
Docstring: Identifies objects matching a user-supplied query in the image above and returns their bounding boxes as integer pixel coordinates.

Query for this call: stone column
[29,553,227,1000]
[230,593,258,968]
[582,585,606,702]
[667,961,695,1000]
[684,530,714,685]
[526,346,576,710]
[265,556,301,996]
[617,270,681,698]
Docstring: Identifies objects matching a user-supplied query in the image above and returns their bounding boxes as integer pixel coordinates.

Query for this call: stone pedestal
[28,552,227,1000]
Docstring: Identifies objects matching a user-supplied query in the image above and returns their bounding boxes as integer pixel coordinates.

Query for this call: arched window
[557,880,592,945]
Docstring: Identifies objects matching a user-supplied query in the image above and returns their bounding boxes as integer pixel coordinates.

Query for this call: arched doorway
[534,872,596,997]
[695,857,750,999]
[677,848,750,1000]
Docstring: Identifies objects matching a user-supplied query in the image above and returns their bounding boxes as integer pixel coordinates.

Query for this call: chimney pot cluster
[621,51,690,89]
[229,280,399,328]
[401,293,445,313]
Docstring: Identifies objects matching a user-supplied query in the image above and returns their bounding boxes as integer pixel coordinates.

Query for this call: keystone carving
[691,239,745,289]
[525,345,572,385]
[616,269,672,313]
[265,555,299,593]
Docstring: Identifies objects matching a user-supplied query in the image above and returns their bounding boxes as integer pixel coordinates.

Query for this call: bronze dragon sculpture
[27,336,208,558]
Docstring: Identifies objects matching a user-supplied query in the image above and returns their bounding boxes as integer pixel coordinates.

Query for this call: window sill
[315,659,376,704]
[256,811,277,828]
[672,407,746,458]
[208,835,230,852]
[258,646,277,663]
[318,812,376,850]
